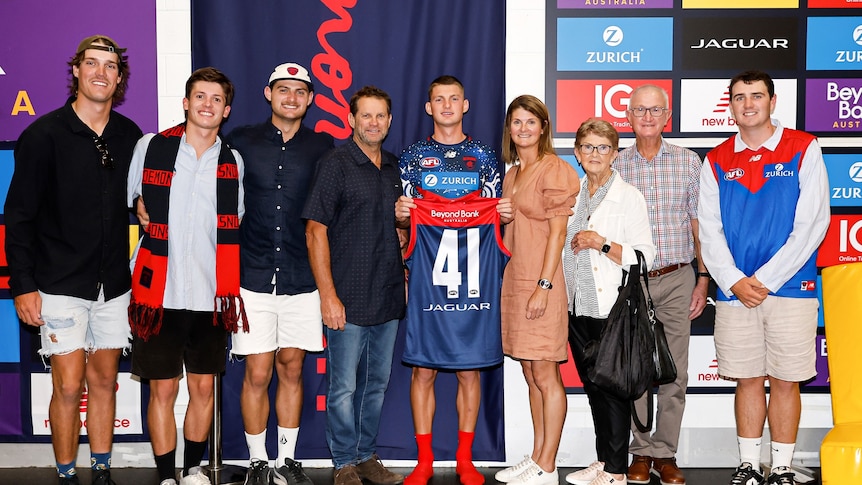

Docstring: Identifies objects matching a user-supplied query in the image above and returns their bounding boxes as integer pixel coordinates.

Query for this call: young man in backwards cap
[226,62,333,485]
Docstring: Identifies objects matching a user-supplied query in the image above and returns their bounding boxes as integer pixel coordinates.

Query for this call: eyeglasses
[93,136,114,169]
[629,106,669,118]
[577,143,613,155]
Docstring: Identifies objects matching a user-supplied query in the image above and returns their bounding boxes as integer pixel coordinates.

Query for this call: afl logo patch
[420,157,441,168]
[724,168,744,181]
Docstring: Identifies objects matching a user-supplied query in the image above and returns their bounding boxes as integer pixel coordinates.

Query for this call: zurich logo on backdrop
[807,17,862,70]
[825,154,862,206]
[557,17,673,71]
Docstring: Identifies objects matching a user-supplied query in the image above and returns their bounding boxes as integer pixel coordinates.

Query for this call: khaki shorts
[714,296,819,382]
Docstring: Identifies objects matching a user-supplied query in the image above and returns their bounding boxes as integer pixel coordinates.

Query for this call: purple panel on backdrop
[805,78,862,132]
[0,373,22,435]
[0,0,158,141]
[811,334,830,388]
[558,0,674,8]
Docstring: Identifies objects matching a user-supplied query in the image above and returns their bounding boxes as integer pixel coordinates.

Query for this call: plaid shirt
[616,139,702,269]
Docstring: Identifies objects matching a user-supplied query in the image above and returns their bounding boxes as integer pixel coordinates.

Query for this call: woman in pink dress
[496,95,580,485]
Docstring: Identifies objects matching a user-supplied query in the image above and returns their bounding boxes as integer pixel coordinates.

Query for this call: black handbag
[586,249,678,431]
[587,250,656,401]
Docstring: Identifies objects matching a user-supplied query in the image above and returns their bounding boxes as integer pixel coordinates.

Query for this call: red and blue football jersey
[403,190,510,369]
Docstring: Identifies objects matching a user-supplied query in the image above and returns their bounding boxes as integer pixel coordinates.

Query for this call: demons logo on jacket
[403,189,510,370]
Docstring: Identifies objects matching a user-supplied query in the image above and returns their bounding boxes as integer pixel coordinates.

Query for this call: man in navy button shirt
[226,62,333,485]
[304,86,406,485]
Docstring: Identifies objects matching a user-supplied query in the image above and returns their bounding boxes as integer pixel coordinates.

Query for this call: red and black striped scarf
[129,123,246,340]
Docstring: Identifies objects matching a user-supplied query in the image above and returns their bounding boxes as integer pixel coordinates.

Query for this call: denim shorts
[38,289,132,357]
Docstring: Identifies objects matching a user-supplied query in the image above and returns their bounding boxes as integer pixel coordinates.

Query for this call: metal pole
[204,372,246,484]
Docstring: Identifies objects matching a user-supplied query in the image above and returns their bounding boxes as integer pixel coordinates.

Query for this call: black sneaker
[766,466,795,485]
[273,457,314,485]
[59,475,81,485]
[244,459,271,485]
[92,469,117,485]
[730,463,765,485]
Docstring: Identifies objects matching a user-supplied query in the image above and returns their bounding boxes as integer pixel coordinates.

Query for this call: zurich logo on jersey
[420,157,441,168]
[724,167,745,181]
[422,171,479,191]
[764,162,795,178]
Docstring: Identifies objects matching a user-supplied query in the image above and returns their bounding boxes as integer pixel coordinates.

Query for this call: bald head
[630,85,669,108]
[626,84,672,141]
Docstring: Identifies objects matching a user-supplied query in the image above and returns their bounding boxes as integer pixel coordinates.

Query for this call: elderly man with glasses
[614,84,708,485]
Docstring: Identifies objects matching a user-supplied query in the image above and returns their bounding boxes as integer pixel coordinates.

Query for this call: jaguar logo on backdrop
[681,17,798,70]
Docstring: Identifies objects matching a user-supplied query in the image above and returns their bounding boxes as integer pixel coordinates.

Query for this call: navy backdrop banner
[191,0,506,462]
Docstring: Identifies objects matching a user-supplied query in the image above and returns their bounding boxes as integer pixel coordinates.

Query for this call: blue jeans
[325,320,399,468]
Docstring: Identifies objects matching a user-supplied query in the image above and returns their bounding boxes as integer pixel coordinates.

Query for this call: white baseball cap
[268,62,313,91]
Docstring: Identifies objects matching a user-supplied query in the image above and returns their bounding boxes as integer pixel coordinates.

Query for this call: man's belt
[647,262,689,278]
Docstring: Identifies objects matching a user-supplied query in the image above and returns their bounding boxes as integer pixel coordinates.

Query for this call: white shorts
[230,287,324,356]
[39,289,132,357]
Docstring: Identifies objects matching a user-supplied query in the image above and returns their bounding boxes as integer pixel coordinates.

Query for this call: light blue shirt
[128,132,245,312]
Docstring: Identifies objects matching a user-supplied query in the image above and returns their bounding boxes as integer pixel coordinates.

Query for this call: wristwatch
[601,237,611,254]
[537,278,553,290]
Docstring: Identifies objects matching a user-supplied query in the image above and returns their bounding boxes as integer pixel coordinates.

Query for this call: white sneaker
[509,465,558,485]
[566,461,605,485]
[586,471,626,485]
[160,480,178,485]
[179,466,213,485]
[495,456,536,483]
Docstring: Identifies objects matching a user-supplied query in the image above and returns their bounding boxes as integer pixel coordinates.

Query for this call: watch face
[601,244,611,253]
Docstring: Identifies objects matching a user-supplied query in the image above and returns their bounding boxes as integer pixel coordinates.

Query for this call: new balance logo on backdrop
[679,79,797,133]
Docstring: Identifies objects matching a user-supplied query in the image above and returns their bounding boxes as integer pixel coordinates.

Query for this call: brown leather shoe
[335,465,363,485]
[651,457,685,485]
[627,455,652,484]
[356,454,405,485]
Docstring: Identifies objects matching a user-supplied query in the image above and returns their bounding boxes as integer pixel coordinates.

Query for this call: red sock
[455,431,484,485]
[405,433,434,485]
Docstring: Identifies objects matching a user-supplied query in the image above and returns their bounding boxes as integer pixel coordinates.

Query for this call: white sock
[276,426,299,465]
[770,441,796,471]
[245,430,268,463]
[738,436,763,472]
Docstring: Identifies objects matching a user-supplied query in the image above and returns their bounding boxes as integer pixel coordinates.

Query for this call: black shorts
[131,309,228,379]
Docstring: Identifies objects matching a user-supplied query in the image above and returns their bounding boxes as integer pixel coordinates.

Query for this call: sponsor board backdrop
[540,0,860,468]
[0,0,157,448]
[0,0,859,469]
